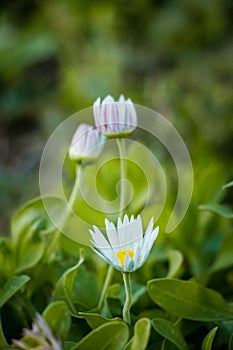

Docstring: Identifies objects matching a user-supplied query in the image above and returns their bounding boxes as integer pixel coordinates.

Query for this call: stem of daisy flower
[97,138,127,311]
[122,272,132,325]
[97,264,114,310]
[45,164,83,261]
[116,138,127,218]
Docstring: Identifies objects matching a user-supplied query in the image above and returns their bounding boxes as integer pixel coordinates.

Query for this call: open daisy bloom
[89,215,159,272]
[69,123,105,164]
[93,95,137,138]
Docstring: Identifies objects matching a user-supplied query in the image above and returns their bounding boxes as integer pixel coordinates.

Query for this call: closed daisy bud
[93,95,137,138]
[89,215,159,272]
[69,123,105,164]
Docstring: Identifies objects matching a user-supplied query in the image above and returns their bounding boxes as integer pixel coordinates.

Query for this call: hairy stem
[116,138,127,218]
[97,264,114,310]
[122,272,132,325]
[97,138,127,310]
[45,165,81,261]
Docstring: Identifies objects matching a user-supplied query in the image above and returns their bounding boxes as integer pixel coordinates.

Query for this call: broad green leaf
[78,312,122,329]
[53,263,100,313]
[151,318,188,350]
[147,278,233,321]
[71,321,129,350]
[201,327,218,350]
[199,203,233,219]
[222,181,233,190]
[0,275,30,307]
[167,250,183,278]
[11,196,57,245]
[106,297,122,318]
[0,315,8,348]
[229,334,233,350]
[0,237,13,278]
[65,341,77,350]
[15,220,45,273]
[124,318,151,350]
[11,197,63,271]
[210,234,233,272]
[108,282,146,305]
[43,301,71,340]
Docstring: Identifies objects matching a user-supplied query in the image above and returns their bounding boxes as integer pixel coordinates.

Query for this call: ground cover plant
[0,1,233,349]
[0,95,233,350]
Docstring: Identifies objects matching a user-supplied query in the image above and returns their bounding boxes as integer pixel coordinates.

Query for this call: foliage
[0,0,232,230]
[0,1,233,349]
[0,158,232,349]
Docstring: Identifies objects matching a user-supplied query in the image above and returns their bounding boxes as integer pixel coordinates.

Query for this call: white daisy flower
[93,95,137,138]
[69,123,105,164]
[89,215,159,272]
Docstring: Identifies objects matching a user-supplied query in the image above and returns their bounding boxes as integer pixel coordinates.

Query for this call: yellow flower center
[115,249,134,267]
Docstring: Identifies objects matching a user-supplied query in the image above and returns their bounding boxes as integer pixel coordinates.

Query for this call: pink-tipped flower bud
[69,123,105,164]
[93,95,137,138]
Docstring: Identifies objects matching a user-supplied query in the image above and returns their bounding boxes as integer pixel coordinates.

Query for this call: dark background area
[0,0,232,233]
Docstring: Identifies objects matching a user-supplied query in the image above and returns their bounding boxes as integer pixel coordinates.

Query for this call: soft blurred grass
[0,0,232,232]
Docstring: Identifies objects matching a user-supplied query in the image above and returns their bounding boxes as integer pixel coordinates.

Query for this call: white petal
[117,217,123,229]
[130,215,135,222]
[124,252,134,272]
[123,214,130,226]
[103,95,114,104]
[89,227,110,249]
[91,247,113,265]
[133,246,141,270]
[118,219,133,248]
[119,95,125,102]
[140,226,159,264]
[145,217,154,235]
[105,219,119,249]
[93,98,101,120]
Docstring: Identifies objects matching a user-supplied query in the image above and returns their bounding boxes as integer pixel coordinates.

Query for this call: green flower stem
[122,272,132,325]
[97,138,127,310]
[45,164,81,261]
[116,138,127,218]
[77,247,86,266]
[97,264,114,310]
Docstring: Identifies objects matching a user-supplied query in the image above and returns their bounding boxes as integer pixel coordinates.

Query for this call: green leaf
[64,341,77,350]
[0,315,8,348]
[11,196,58,246]
[15,220,45,273]
[222,181,233,190]
[11,197,62,272]
[78,312,122,329]
[53,263,100,313]
[0,275,30,307]
[71,321,129,350]
[229,334,233,350]
[198,203,233,219]
[107,282,146,306]
[0,237,13,278]
[167,250,183,278]
[124,318,151,350]
[43,301,71,341]
[210,234,233,272]
[201,327,218,350]
[147,278,233,321]
[151,317,188,350]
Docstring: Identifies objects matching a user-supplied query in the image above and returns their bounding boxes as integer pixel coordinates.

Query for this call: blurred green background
[0,0,232,233]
